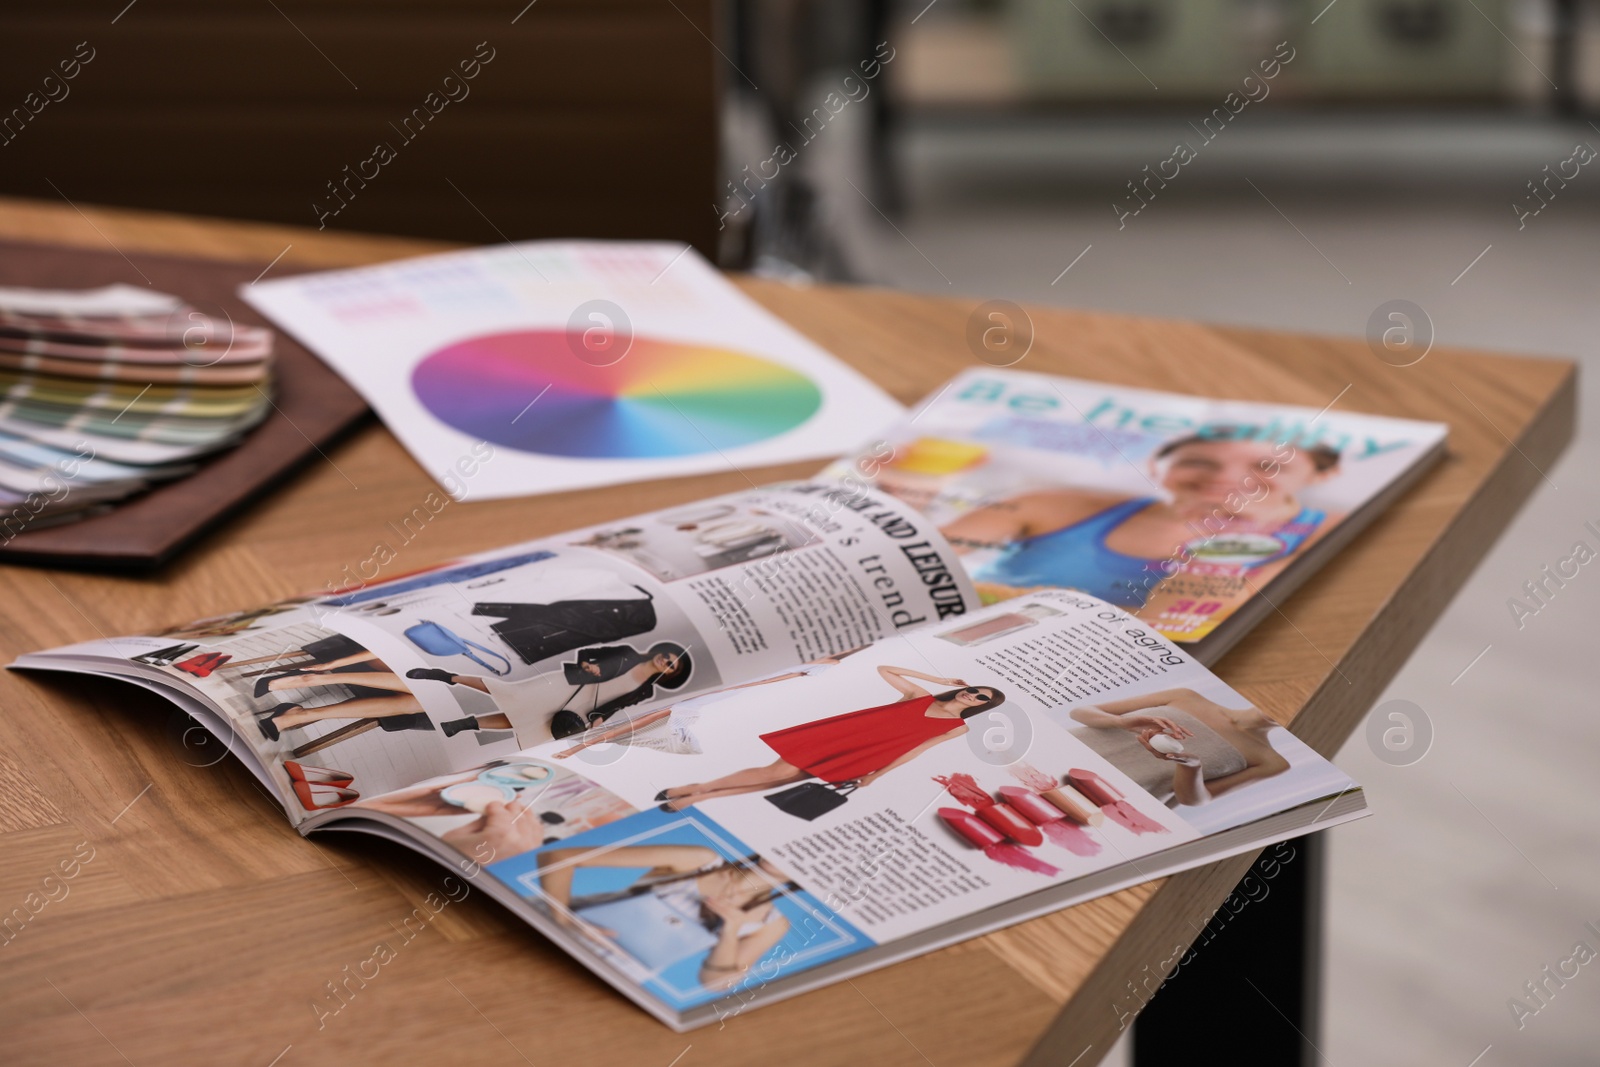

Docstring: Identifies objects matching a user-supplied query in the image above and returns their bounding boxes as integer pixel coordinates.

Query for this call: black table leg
[1133,833,1325,1066]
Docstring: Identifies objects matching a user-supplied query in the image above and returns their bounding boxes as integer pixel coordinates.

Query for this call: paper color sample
[241,242,905,500]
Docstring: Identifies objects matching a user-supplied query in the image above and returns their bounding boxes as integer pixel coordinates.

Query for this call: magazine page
[238,240,905,500]
[820,368,1449,643]
[354,589,1357,1022]
[11,481,975,823]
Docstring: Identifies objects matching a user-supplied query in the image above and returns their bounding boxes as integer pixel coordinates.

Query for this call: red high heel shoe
[284,760,354,787]
[292,781,360,811]
[174,651,232,678]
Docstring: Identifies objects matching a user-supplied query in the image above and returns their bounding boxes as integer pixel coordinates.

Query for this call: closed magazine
[822,368,1449,662]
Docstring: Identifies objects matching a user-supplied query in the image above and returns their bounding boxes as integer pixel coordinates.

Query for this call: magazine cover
[822,368,1449,643]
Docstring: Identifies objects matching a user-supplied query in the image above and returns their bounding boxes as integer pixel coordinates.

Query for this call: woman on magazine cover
[658,665,1005,810]
[406,642,692,743]
[536,845,794,992]
[1067,687,1290,806]
[939,430,1343,610]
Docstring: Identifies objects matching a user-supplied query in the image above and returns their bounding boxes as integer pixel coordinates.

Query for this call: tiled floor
[797,109,1600,1064]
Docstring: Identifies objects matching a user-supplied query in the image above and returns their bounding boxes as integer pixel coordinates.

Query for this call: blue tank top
[972,497,1323,609]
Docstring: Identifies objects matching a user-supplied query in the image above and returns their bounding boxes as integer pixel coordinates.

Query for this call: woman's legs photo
[405,668,490,694]
[259,668,413,697]
[403,669,507,737]
[659,759,811,810]
[258,693,428,740]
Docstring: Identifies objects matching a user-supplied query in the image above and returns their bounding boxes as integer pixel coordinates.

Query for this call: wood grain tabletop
[0,196,1575,1067]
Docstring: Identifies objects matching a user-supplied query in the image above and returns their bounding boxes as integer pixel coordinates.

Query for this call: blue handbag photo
[403,620,512,676]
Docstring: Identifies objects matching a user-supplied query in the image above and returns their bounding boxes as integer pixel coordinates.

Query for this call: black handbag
[548,684,596,740]
[764,780,857,820]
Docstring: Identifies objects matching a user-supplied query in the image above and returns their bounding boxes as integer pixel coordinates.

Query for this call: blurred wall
[0,0,720,254]
[897,0,1541,107]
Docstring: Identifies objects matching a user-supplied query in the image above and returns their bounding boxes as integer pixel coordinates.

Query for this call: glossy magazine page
[355,589,1360,1025]
[821,368,1449,643]
[11,481,976,819]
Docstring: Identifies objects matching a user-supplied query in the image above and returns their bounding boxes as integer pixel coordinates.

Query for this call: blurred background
[728,7,1600,1062]
[712,0,1600,277]
[3,1,1597,1062]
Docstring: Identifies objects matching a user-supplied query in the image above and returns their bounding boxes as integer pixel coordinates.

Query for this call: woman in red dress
[658,666,1006,810]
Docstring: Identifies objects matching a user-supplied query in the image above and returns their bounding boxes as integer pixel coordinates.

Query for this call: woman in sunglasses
[659,665,1005,810]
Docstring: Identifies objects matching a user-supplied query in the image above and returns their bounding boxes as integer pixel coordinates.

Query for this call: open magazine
[14,477,1367,1030]
[824,368,1449,660]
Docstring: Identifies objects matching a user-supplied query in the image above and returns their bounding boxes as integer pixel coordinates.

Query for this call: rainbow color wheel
[411,331,823,459]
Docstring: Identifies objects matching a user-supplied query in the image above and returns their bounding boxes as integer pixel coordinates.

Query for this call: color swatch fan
[0,284,275,533]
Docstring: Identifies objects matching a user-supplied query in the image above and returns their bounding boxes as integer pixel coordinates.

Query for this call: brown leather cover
[0,240,369,570]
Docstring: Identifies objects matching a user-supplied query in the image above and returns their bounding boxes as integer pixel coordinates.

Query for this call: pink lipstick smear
[1040,818,1103,855]
[1102,800,1167,835]
[937,807,1061,876]
[984,842,1061,875]
[933,772,995,809]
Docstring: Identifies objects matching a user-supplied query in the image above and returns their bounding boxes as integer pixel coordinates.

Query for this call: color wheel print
[411,330,823,459]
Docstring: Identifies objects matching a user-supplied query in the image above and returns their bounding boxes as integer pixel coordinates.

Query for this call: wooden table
[0,197,1575,1067]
